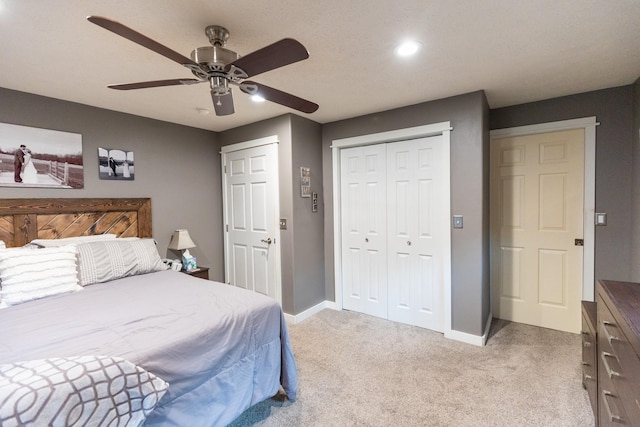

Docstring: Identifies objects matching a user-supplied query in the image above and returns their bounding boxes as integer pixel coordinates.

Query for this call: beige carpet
[229,309,594,427]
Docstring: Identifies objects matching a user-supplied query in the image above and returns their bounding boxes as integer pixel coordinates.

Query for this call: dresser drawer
[599,372,631,426]
[610,331,640,425]
[582,327,596,385]
[597,288,640,426]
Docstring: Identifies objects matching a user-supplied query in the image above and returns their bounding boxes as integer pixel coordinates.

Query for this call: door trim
[332,121,453,336]
[490,116,598,302]
[221,136,282,306]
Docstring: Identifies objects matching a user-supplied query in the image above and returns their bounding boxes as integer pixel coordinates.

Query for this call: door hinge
[225,224,228,232]
[224,165,227,174]
[575,239,584,246]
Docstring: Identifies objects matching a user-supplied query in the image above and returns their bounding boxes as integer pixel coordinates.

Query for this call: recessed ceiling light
[395,40,422,57]
[251,95,266,103]
[196,107,210,115]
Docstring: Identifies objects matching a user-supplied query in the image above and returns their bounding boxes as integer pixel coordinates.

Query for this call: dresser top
[598,280,640,352]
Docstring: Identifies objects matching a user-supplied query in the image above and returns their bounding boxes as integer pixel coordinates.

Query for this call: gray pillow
[76,239,168,286]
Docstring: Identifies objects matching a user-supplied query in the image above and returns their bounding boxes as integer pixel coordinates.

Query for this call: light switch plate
[595,212,607,226]
[453,215,463,229]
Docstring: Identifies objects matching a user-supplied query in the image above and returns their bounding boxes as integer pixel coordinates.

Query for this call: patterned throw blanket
[0,355,168,427]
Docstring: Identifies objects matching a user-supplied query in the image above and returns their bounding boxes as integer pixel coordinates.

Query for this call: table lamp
[168,229,197,270]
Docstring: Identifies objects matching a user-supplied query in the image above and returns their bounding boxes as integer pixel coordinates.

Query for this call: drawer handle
[602,389,623,423]
[602,320,621,344]
[601,352,621,378]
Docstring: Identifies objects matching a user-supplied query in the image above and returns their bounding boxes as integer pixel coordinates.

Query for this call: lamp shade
[168,229,196,250]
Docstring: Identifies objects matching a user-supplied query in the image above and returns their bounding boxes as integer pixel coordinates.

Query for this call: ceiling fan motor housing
[191,46,238,70]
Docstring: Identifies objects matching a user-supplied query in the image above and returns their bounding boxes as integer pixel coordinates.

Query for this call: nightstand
[181,266,209,280]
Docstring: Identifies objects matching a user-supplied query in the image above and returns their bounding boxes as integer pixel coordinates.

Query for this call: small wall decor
[300,166,311,197]
[98,148,134,180]
[0,122,84,189]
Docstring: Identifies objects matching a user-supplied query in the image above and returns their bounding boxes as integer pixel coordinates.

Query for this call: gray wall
[322,91,490,336]
[0,87,224,281]
[218,114,325,315]
[632,78,640,281]
[490,86,635,285]
[291,115,325,313]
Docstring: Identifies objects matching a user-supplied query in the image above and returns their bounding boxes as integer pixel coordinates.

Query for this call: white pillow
[29,234,117,248]
[0,245,81,307]
[0,355,169,427]
[76,238,168,286]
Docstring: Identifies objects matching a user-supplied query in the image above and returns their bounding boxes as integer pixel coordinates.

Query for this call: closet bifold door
[386,136,445,332]
[340,143,388,319]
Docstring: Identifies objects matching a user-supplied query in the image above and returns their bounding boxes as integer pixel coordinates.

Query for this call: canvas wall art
[0,122,84,189]
[98,148,134,180]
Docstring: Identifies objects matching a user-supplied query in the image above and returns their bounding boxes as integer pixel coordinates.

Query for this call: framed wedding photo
[0,122,84,189]
[98,147,135,180]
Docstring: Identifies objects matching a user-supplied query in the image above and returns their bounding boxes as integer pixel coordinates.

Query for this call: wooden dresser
[595,280,640,426]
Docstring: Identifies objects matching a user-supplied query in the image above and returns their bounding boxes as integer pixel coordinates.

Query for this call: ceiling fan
[87,16,319,116]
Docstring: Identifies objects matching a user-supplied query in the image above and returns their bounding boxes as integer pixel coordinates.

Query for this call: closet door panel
[340,144,387,318]
[387,136,444,332]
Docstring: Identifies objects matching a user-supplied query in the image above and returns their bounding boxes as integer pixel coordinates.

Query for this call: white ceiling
[1,0,639,132]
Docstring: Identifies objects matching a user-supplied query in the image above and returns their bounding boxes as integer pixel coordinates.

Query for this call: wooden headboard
[0,198,152,247]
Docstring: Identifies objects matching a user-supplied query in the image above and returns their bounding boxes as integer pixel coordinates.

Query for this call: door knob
[261,237,273,245]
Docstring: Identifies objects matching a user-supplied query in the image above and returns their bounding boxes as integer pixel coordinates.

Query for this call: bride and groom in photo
[14,144,37,184]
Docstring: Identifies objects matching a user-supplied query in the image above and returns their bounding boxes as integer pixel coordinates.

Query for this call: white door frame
[221,135,282,306]
[490,116,598,302]
[332,121,453,335]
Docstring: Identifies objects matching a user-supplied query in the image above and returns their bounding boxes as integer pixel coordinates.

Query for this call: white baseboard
[285,301,493,348]
[444,312,492,347]
[284,300,338,324]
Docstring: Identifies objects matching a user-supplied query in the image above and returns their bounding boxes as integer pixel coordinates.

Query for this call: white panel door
[387,136,445,332]
[491,129,584,333]
[340,144,388,318]
[224,143,279,301]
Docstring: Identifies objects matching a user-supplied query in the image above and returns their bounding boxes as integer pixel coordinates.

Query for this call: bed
[0,198,297,427]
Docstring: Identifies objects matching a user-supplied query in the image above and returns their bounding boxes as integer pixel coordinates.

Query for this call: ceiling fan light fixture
[395,40,422,57]
[209,76,230,95]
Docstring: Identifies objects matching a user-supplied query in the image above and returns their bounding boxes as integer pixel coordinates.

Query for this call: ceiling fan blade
[212,90,235,116]
[87,16,201,69]
[108,78,202,90]
[228,39,309,78]
[240,81,318,114]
